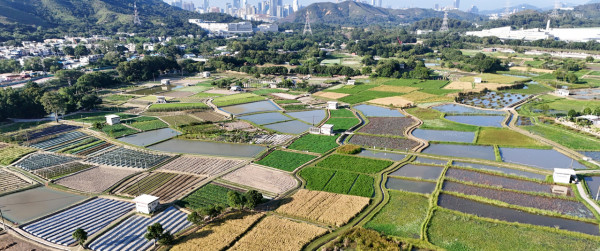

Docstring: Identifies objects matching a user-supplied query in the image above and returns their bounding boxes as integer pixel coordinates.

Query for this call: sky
[177,0,592,11]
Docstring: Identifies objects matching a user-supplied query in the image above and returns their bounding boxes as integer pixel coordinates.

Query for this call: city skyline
[170,0,592,11]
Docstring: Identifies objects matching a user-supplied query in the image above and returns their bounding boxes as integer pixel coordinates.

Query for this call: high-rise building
[233,0,240,9]
[371,0,376,6]
[378,0,382,7]
[203,0,209,10]
[293,0,299,12]
[170,0,182,8]
[270,0,277,16]
[453,0,460,9]
[182,1,194,11]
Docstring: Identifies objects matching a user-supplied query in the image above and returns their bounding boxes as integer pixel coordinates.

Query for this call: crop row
[299,167,374,197]
[256,150,316,172]
[25,124,80,141]
[0,145,35,166]
[86,147,170,169]
[287,134,339,154]
[55,167,138,193]
[148,103,209,112]
[358,117,415,136]
[0,169,32,193]
[160,115,201,127]
[178,183,239,209]
[158,156,245,177]
[222,164,298,196]
[29,131,88,150]
[114,172,176,196]
[445,168,557,195]
[34,162,92,180]
[252,134,295,145]
[213,93,264,107]
[349,134,419,150]
[16,153,78,171]
[315,154,393,174]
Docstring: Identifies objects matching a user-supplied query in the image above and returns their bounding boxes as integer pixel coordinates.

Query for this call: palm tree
[72,228,87,249]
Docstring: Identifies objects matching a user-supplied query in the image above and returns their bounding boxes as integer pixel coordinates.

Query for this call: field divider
[420,162,449,242]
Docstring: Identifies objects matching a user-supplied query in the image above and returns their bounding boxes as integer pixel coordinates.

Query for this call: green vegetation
[274,100,299,104]
[102,95,134,102]
[505,84,553,95]
[336,144,362,154]
[405,108,478,132]
[65,112,137,124]
[288,134,339,154]
[0,146,35,165]
[326,117,360,132]
[35,163,92,180]
[365,191,429,238]
[213,93,265,107]
[330,109,355,118]
[348,175,375,197]
[256,150,316,172]
[476,128,547,147]
[0,121,49,133]
[339,91,397,104]
[179,184,237,209]
[160,115,201,127]
[428,209,600,251]
[315,154,393,174]
[127,119,168,131]
[299,167,374,197]
[96,124,138,138]
[147,103,209,112]
[523,124,600,150]
[253,89,286,95]
[459,73,526,84]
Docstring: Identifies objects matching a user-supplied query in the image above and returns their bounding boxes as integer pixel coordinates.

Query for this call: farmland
[315,154,393,174]
[222,164,298,196]
[365,191,429,239]
[287,134,339,154]
[446,168,557,195]
[22,198,134,246]
[112,171,204,202]
[0,169,33,193]
[325,117,360,133]
[349,134,419,150]
[189,110,225,122]
[476,128,546,147]
[0,145,35,165]
[179,183,241,209]
[522,124,600,151]
[358,117,415,136]
[229,216,328,251]
[171,212,264,251]
[147,103,209,112]
[299,167,375,197]
[96,124,139,138]
[54,166,138,193]
[329,109,355,118]
[213,93,265,107]
[276,189,370,226]
[123,116,169,131]
[34,162,93,180]
[158,156,245,177]
[86,147,170,169]
[256,150,317,172]
[160,115,201,126]
[0,232,50,251]
[15,153,78,171]
[405,108,478,132]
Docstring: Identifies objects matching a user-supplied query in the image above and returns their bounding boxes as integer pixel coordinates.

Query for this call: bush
[337,144,362,154]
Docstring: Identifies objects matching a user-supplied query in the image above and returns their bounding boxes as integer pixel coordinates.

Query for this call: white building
[553,168,576,184]
[189,19,253,35]
[466,25,600,43]
[105,115,120,125]
[133,194,160,214]
[156,96,167,104]
[347,80,356,85]
[161,79,171,85]
[577,115,600,128]
[555,89,570,96]
[327,101,339,110]
[310,124,335,136]
[257,23,278,33]
[202,71,211,78]
[474,77,482,84]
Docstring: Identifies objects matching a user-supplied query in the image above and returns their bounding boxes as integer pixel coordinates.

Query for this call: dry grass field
[400,91,439,102]
[368,96,413,107]
[510,66,553,73]
[444,82,511,92]
[313,91,350,99]
[229,216,327,251]
[276,189,370,227]
[369,85,419,93]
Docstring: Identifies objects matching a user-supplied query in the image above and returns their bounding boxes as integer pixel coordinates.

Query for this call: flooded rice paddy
[460,92,529,109]
[422,144,496,161]
[499,147,588,170]
[148,139,266,158]
[444,115,505,128]
[452,161,546,180]
[445,168,558,195]
[263,120,311,134]
[390,164,444,180]
[117,128,181,146]
[0,187,86,224]
[433,104,505,115]
[286,110,326,124]
[238,112,290,125]
[354,104,405,117]
[412,129,475,143]
[386,178,436,194]
[413,157,449,166]
[220,100,281,115]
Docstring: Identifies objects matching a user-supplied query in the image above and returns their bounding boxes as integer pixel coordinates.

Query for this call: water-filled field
[445,115,505,128]
[286,110,327,124]
[452,161,546,180]
[385,178,437,194]
[357,150,407,161]
[238,112,290,125]
[390,164,444,180]
[499,147,588,170]
[0,187,86,224]
[117,128,181,146]
[354,104,405,117]
[433,104,505,115]
[461,92,529,109]
[148,139,266,158]
[423,144,496,161]
[221,100,281,115]
[412,129,475,143]
[264,120,311,134]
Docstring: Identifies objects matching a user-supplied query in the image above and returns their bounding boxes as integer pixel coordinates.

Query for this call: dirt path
[576,182,600,216]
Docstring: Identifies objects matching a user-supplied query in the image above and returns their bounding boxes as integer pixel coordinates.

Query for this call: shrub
[337,144,362,154]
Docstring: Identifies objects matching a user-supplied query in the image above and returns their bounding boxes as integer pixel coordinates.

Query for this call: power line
[303,11,313,35]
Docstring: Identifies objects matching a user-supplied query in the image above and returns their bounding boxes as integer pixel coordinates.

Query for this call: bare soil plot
[313,92,349,99]
[54,166,139,193]
[0,187,86,224]
[510,66,554,73]
[276,189,370,227]
[368,96,414,107]
[222,164,298,196]
[400,91,439,102]
[189,111,225,122]
[158,156,245,177]
[112,171,205,202]
[229,216,327,251]
[0,169,33,194]
[222,121,255,131]
[0,232,50,251]
[162,91,195,98]
[444,81,511,92]
[369,85,419,93]
[205,89,235,95]
[358,117,416,136]
[271,93,300,100]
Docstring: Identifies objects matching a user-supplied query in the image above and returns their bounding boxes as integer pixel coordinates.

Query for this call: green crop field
[160,115,201,127]
[179,183,236,209]
[522,124,600,151]
[476,128,547,147]
[213,93,265,107]
[527,95,600,112]
[365,191,429,239]
[330,109,355,118]
[504,84,553,95]
[428,209,600,251]
[256,150,317,172]
[102,95,134,102]
[315,154,393,174]
[339,91,397,104]
[274,99,299,104]
[128,120,168,131]
[96,124,139,138]
[253,89,286,95]
[120,172,176,195]
[147,103,209,112]
[0,146,35,165]
[0,121,49,133]
[405,108,478,132]
[299,167,374,197]
[325,84,377,95]
[326,117,360,132]
[288,134,339,154]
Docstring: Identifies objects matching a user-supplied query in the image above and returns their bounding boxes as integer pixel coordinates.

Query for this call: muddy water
[386,178,436,194]
[148,139,266,158]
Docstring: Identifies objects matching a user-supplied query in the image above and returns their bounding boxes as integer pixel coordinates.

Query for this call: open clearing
[276,189,370,226]
[0,232,50,251]
[444,82,511,91]
[221,164,298,195]
[476,128,547,147]
[369,85,419,93]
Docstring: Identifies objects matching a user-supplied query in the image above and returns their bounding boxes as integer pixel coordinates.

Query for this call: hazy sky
[182,0,592,11]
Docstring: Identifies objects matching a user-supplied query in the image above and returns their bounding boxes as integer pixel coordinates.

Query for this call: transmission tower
[440,11,449,32]
[133,1,142,25]
[303,12,313,35]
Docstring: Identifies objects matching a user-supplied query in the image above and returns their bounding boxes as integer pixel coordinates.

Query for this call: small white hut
[553,168,576,184]
[133,194,160,214]
[105,115,120,125]
[474,77,482,84]
[156,96,167,104]
[327,101,339,110]
[320,124,334,136]
[161,79,171,85]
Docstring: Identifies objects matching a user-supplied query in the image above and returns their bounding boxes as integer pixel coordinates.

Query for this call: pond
[220,100,281,115]
[286,110,327,124]
[445,115,505,128]
[452,161,546,180]
[580,151,600,161]
[385,178,436,194]
[422,144,496,161]
[412,129,475,143]
[460,92,530,109]
[0,187,87,224]
[571,89,600,100]
[357,150,407,161]
[117,128,181,147]
[264,120,311,134]
[499,147,588,170]
[501,73,530,79]
[354,104,404,117]
[438,194,599,236]
[126,85,183,95]
[148,139,266,158]
[433,104,505,115]
[584,176,600,201]
[414,156,449,166]
[390,164,444,180]
[238,112,290,125]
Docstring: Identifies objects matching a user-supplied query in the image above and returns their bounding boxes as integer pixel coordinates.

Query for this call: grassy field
[459,74,526,84]
[256,150,316,172]
[0,121,49,133]
[522,124,600,151]
[160,115,201,127]
[365,191,429,239]
[213,93,265,107]
[288,134,339,154]
[326,117,360,133]
[476,128,547,147]
[147,103,209,112]
[428,209,600,251]
[339,91,398,104]
[178,183,236,209]
[96,124,138,138]
[405,108,478,132]
[529,95,600,112]
[299,167,375,197]
[102,95,134,102]
[315,154,393,174]
[329,109,355,118]
[0,146,35,165]
[504,84,553,95]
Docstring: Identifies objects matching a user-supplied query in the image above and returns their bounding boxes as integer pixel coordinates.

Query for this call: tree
[199,205,223,219]
[72,228,87,248]
[540,104,550,115]
[244,190,263,209]
[566,72,578,84]
[583,107,593,115]
[568,109,578,119]
[187,211,204,225]
[74,45,90,58]
[361,66,372,76]
[553,69,566,81]
[56,70,84,86]
[586,56,595,63]
[158,231,174,245]
[40,92,66,122]
[227,191,245,209]
[144,223,164,247]
[63,46,75,56]
[78,94,102,110]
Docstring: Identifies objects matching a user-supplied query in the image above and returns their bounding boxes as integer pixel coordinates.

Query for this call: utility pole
[303,12,313,36]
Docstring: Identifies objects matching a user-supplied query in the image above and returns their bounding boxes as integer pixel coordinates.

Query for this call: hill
[280,1,485,26]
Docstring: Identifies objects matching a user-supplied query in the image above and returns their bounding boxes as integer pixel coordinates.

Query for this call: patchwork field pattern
[299,167,375,197]
[112,172,204,202]
[86,147,170,169]
[158,156,245,177]
[229,216,327,251]
[0,145,35,166]
[256,150,317,172]
[358,117,416,136]
[222,164,298,196]
[276,189,370,226]
[54,166,139,193]
[34,162,93,180]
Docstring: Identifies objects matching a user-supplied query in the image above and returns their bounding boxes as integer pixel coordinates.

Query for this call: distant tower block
[440,11,449,32]
[303,12,313,35]
[134,1,142,25]
[550,0,560,18]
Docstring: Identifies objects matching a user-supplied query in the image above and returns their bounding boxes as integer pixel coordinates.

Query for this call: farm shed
[347,80,356,85]
[156,96,167,104]
[133,194,160,214]
[327,101,339,110]
[320,124,334,136]
[555,88,570,96]
[230,86,243,91]
[105,115,120,125]
[474,77,482,84]
[553,168,576,184]
[202,71,211,78]
[161,79,171,85]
